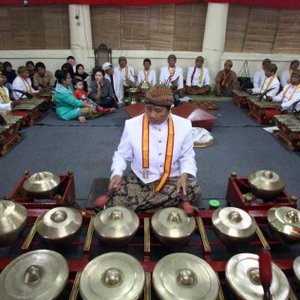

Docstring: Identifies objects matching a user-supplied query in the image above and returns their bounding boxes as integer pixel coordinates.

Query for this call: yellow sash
[0,87,10,103]
[20,77,32,93]
[260,75,276,93]
[198,67,204,84]
[142,114,174,192]
[282,83,300,101]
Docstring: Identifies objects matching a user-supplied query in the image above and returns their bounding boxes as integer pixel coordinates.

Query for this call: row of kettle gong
[1,200,300,247]
[0,249,298,300]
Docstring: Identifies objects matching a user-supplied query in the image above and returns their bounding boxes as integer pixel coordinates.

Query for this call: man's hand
[108,175,122,192]
[176,173,189,195]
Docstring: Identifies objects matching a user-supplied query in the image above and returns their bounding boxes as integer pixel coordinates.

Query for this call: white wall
[1,49,297,84]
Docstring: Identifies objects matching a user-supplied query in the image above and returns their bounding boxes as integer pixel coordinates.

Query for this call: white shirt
[137,69,157,86]
[272,83,300,111]
[159,66,184,90]
[12,76,38,100]
[280,70,291,88]
[252,75,280,98]
[186,66,210,87]
[0,86,11,112]
[111,114,197,184]
[113,65,135,102]
[253,69,266,89]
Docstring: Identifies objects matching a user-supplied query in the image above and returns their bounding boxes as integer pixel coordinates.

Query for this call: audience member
[67,56,76,73]
[33,62,55,91]
[25,61,35,86]
[89,67,118,109]
[75,64,89,91]
[102,62,118,100]
[3,61,17,84]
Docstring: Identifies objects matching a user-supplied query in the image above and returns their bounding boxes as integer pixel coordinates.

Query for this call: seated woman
[54,70,100,123]
[12,66,39,100]
[75,64,89,92]
[105,85,201,213]
[89,67,118,108]
[215,60,239,96]
[2,61,17,84]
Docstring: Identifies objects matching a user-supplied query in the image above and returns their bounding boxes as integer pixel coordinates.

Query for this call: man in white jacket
[269,70,300,112]
[107,85,201,212]
[12,66,39,100]
[186,56,211,95]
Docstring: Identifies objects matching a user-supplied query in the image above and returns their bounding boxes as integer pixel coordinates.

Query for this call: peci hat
[144,85,174,107]
[102,62,113,71]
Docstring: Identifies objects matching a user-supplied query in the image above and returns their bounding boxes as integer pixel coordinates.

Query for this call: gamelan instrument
[226,170,297,209]
[5,170,76,208]
[247,95,281,124]
[0,115,23,156]
[232,89,249,108]
[80,252,145,300]
[273,114,300,151]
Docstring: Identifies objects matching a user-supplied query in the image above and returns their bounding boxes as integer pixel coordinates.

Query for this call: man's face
[291,62,299,71]
[168,58,176,68]
[195,59,203,68]
[119,59,127,68]
[290,74,300,86]
[144,61,151,70]
[21,70,29,79]
[145,104,169,125]
[264,69,274,78]
[224,63,232,72]
[107,68,113,75]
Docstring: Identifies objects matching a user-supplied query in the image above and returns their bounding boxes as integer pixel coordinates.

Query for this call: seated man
[253,58,271,89]
[268,70,300,112]
[186,56,211,95]
[113,56,135,102]
[106,85,201,212]
[12,66,39,100]
[0,74,21,113]
[248,63,280,99]
[33,62,55,92]
[215,60,239,97]
[280,60,299,88]
[137,58,157,87]
[159,54,184,98]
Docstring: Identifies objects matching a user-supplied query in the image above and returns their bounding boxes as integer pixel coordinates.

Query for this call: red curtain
[0,0,298,9]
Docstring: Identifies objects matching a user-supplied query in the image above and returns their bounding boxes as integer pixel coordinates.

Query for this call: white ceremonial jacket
[111,114,197,184]
[137,69,157,86]
[113,65,135,102]
[253,69,266,89]
[272,84,300,111]
[12,76,38,100]
[0,86,12,112]
[159,66,184,90]
[280,70,291,88]
[186,66,211,87]
[252,75,280,98]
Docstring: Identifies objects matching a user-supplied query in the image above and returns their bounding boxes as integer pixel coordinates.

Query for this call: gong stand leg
[83,216,94,252]
[253,219,270,250]
[289,288,298,300]
[144,272,152,300]
[69,271,81,300]
[144,217,151,254]
[196,216,211,253]
[215,272,225,300]
[22,215,40,250]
